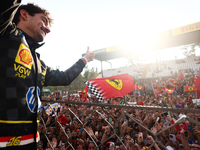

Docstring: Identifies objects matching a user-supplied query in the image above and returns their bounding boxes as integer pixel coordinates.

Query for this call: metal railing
[38,100,200,150]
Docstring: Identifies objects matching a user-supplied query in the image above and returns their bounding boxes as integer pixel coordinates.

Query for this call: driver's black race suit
[0,0,86,149]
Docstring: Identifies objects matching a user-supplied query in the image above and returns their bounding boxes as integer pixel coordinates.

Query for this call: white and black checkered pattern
[85,81,103,101]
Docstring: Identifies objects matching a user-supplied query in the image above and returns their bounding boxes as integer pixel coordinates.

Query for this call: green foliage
[181,43,200,57]
[43,67,98,94]
[44,86,57,92]
[126,54,142,66]
[83,67,97,81]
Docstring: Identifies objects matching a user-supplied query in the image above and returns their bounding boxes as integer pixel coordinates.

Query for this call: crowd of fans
[38,74,200,150]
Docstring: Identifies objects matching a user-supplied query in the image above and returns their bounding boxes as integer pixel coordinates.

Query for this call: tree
[126,53,146,66]
[181,43,200,57]
[83,67,98,81]
[43,67,98,94]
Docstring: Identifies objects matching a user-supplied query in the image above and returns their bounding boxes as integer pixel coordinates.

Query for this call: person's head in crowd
[38,142,44,150]
[47,129,54,140]
[38,122,44,133]
[76,139,85,150]
[105,142,115,150]
[65,126,71,135]
[88,141,96,150]
[49,126,55,135]
[77,131,82,138]
[98,131,103,141]
[77,122,82,129]
[189,140,200,150]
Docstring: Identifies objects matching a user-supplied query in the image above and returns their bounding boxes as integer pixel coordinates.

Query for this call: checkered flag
[85,81,103,101]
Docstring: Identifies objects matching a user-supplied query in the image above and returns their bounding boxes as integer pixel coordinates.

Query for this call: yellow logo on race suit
[173,81,177,84]
[40,60,46,85]
[15,44,33,69]
[105,79,123,90]
[188,87,194,91]
[41,70,46,76]
[40,70,46,85]
[7,136,22,147]
[14,44,33,79]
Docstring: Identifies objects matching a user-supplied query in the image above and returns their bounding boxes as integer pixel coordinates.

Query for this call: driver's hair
[13,3,53,27]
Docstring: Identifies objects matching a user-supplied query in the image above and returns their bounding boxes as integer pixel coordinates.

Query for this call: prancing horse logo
[105,79,123,90]
[188,87,194,91]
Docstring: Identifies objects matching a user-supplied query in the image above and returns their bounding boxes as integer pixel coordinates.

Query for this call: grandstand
[81,21,200,80]
[97,55,200,79]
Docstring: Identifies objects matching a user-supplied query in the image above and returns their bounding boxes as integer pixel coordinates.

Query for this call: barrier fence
[38,100,200,150]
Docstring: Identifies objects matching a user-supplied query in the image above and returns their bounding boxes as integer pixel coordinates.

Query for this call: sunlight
[34,1,200,71]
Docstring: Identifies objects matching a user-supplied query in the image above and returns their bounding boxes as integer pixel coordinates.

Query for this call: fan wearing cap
[112,96,126,105]
[189,140,200,150]
[105,142,115,150]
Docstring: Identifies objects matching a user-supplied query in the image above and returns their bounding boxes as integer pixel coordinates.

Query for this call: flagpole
[101,61,103,78]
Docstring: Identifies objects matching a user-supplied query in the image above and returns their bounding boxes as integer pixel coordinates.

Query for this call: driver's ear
[19,9,29,21]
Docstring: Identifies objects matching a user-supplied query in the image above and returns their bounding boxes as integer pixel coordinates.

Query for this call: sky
[21,0,200,72]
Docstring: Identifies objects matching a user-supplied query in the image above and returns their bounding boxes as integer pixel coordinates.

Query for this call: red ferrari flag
[82,86,88,102]
[85,74,134,100]
[176,73,184,80]
[165,88,175,94]
[168,78,178,87]
[184,86,195,92]
[135,84,144,90]
[195,74,200,91]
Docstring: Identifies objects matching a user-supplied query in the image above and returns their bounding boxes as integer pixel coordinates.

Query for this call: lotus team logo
[26,86,40,113]
[105,79,123,90]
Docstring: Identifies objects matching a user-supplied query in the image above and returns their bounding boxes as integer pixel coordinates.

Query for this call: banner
[176,73,184,80]
[184,86,195,92]
[192,99,200,105]
[82,86,88,102]
[45,103,60,115]
[135,84,144,90]
[152,82,165,96]
[165,88,175,94]
[85,74,134,100]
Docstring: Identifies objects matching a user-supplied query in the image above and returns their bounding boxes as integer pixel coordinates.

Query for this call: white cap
[166,146,174,150]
